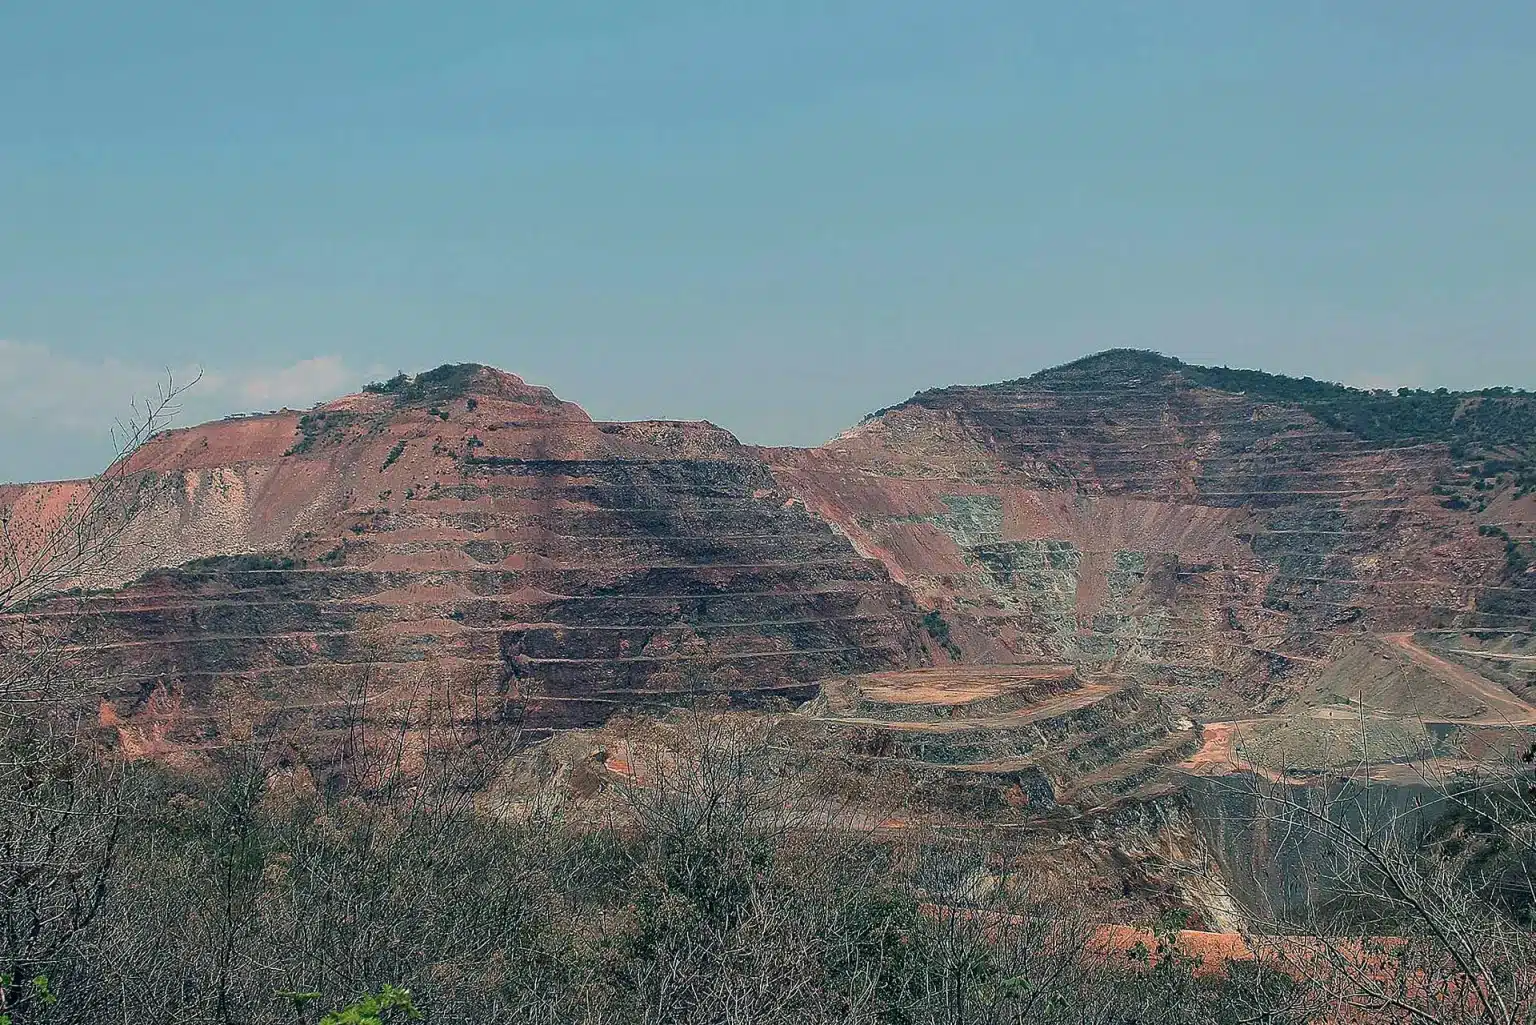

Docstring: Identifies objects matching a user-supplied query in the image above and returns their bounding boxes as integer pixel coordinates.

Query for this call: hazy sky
[2,2,1532,481]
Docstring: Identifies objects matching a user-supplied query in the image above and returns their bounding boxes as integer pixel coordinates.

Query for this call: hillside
[2,364,926,759]
[3,352,1533,781]
[770,349,1536,715]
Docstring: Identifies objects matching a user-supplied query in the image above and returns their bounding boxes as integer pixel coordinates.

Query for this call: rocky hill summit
[4,352,1534,775]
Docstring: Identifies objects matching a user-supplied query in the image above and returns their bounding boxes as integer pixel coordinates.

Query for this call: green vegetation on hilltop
[1180,363,1536,497]
[362,373,410,395]
[1159,353,1535,498]
[362,365,485,404]
[1027,349,1535,451]
[1181,362,1535,457]
[398,363,484,402]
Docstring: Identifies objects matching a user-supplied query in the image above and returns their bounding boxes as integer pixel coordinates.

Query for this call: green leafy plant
[0,974,58,1024]
[319,985,420,1025]
[286,410,355,456]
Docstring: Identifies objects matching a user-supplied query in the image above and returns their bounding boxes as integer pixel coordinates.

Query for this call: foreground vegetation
[4,696,1534,1023]
[0,710,1308,1025]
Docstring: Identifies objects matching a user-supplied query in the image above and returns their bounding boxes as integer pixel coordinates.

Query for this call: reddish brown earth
[3,364,927,755]
[5,350,1534,950]
[3,352,1533,784]
[764,356,1530,716]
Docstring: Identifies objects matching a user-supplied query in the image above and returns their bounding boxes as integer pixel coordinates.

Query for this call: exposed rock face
[5,365,926,749]
[5,352,1534,766]
[765,350,1536,715]
[7,350,1530,935]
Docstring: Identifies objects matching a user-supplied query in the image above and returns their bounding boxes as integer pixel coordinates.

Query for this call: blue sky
[2,2,1532,481]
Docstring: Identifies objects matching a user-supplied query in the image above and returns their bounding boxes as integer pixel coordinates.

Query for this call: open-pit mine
[4,349,1534,931]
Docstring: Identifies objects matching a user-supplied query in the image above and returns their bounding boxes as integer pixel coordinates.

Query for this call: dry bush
[0,696,1308,1023]
[0,376,191,1020]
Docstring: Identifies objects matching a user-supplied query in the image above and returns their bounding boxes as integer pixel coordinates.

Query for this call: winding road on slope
[1381,632,1536,725]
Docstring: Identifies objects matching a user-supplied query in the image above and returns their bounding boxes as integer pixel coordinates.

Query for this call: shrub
[362,373,409,395]
[14,726,1308,1025]
[285,411,354,456]
[1509,540,1531,576]
[178,553,296,573]
[318,985,419,1025]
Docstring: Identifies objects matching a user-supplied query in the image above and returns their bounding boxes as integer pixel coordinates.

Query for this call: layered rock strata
[766,351,1534,714]
[4,352,1533,766]
[5,365,925,749]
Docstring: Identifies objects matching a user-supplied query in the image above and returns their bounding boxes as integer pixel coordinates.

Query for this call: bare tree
[0,372,196,617]
[0,373,194,1018]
